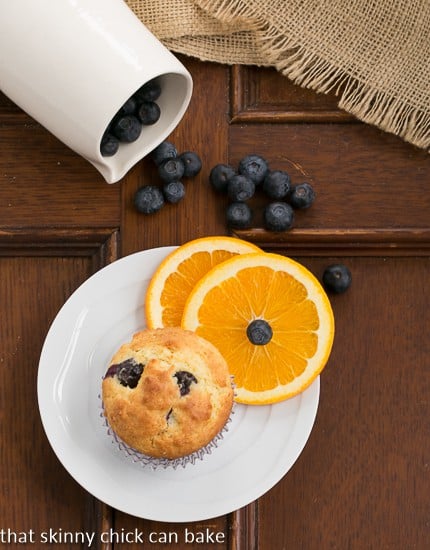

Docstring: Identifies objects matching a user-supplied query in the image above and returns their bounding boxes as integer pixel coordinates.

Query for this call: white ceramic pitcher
[0,0,193,183]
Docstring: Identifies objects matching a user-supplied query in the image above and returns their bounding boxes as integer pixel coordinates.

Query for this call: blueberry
[264,202,294,231]
[166,408,173,423]
[158,157,185,183]
[227,175,256,202]
[209,164,236,193]
[179,151,202,177]
[100,132,119,157]
[105,358,144,389]
[163,181,185,203]
[238,154,269,185]
[290,183,315,209]
[119,96,138,115]
[246,319,273,345]
[134,78,162,102]
[174,370,197,396]
[322,264,352,294]
[104,364,121,378]
[262,170,291,199]
[134,185,165,214]
[138,101,161,125]
[112,115,142,143]
[151,141,177,166]
[226,202,253,228]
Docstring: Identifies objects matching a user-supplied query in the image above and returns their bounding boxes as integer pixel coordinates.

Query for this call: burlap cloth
[126,0,430,151]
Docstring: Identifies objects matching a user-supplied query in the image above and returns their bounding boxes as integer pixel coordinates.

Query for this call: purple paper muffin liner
[99,376,236,470]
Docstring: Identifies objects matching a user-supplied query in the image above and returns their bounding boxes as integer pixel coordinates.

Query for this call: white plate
[37,246,320,522]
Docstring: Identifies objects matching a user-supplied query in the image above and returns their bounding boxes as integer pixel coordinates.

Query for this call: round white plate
[37,246,320,522]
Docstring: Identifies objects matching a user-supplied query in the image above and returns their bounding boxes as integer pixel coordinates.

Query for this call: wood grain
[0,53,429,549]
[231,65,354,123]
[0,254,110,549]
[121,59,231,257]
[255,254,430,549]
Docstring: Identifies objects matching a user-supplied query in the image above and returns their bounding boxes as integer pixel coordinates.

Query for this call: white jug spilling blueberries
[0,0,192,183]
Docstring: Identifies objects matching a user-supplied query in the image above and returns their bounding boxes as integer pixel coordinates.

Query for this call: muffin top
[102,327,234,459]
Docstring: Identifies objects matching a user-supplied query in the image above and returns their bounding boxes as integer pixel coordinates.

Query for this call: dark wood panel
[233,228,430,256]
[1,48,429,550]
[0,253,112,549]
[230,503,259,550]
[226,76,430,547]
[254,254,430,550]
[0,228,119,267]
[0,126,120,228]
[231,66,354,123]
[228,123,430,231]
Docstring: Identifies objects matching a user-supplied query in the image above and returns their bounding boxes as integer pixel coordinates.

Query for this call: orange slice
[145,236,261,328]
[181,252,335,405]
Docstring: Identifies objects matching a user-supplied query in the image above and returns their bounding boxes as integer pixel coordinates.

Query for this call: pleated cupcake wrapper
[99,375,236,470]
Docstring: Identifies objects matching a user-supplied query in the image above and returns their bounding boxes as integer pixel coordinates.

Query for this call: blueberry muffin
[102,328,234,459]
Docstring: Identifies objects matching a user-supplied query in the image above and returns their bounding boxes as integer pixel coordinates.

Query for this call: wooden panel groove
[0,227,120,270]
[0,228,120,547]
[0,250,118,549]
[232,228,430,256]
[229,503,259,550]
[85,498,114,550]
[230,66,355,124]
[1,53,429,550]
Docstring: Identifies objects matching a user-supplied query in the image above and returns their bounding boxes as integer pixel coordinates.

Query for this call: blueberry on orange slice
[181,252,335,405]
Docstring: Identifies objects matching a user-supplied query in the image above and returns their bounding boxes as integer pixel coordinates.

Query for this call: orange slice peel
[181,252,335,405]
[145,236,261,329]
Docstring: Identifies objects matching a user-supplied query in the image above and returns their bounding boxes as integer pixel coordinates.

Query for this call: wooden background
[0,55,429,549]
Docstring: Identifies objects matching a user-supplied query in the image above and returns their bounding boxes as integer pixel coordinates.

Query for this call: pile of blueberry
[209,154,315,231]
[209,154,352,292]
[100,78,162,157]
[134,141,202,214]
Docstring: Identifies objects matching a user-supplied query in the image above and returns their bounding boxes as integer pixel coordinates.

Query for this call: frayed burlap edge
[197,0,430,151]
[269,44,430,151]
[163,33,269,66]
[128,0,430,151]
